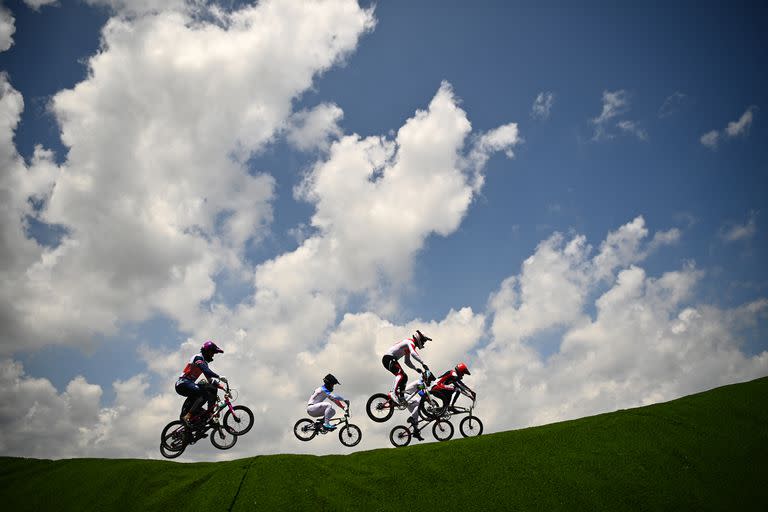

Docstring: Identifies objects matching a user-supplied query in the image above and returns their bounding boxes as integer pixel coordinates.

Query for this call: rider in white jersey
[381,330,431,403]
[306,374,348,431]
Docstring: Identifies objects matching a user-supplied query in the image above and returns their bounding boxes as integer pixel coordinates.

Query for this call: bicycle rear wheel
[432,419,454,442]
[389,425,411,447]
[366,393,394,422]
[294,418,318,441]
[418,393,449,420]
[160,420,187,457]
[459,415,483,437]
[338,424,362,447]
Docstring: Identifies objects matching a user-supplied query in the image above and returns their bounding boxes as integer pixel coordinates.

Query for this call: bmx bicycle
[293,401,362,447]
[160,379,254,458]
[389,416,454,447]
[366,370,440,423]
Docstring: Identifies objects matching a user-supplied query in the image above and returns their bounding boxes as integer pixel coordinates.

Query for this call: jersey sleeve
[407,343,425,366]
[194,356,220,381]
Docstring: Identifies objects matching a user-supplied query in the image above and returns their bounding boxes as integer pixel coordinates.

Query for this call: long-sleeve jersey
[307,385,346,407]
[435,370,474,395]
[178,353,220,382]
[385,338,425,370]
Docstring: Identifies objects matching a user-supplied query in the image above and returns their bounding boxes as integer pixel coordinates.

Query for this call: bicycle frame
[312,407,353,434]
[443,388,477,418]
[186,381,238,430]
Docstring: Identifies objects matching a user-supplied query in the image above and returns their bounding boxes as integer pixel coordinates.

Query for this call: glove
[415,368,422,374]
[423,365,430,372]
[219,376,228,383]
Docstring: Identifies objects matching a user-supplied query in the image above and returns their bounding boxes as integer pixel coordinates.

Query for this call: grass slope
[2,376,767,511]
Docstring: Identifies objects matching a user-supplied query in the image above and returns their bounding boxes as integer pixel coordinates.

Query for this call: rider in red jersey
[434,362,476,411]
[381,330,431,403]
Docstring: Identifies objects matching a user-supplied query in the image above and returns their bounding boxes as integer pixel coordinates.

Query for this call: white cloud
[0,5,14,52]
[591,90,645,141]
[658,91,688,118]
[476,221,767,432]
[23,0,58,10]
[725,105,757,137]
[720,211,758,242]
[700,130,720,149]
[0,0,376,354]
[83,0,187,16]
[617,120,648,140]
[531,91,555,120]
[286,103,344,152]
[701,105,758,149]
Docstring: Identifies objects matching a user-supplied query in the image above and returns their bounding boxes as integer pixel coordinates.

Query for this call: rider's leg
[175,380,204,423]
[394,370,408,400]
[405,399,424,439]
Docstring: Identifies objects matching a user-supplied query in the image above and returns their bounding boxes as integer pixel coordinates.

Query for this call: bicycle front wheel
[459,415,484,437]
[389,425,411,447]
[366,393,394,422]
[210,425,238,450]
[294,418,318,441]
[223,405,254,436]
[338,424,362,447]
[432,419,454,442]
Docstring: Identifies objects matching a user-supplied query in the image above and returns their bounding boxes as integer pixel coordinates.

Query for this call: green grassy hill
[2,376,767,511]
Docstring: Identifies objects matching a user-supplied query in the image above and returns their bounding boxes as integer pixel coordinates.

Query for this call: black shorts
[382,355,403,375]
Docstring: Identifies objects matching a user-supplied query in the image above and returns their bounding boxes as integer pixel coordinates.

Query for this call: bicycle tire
[160,420,188,452]
[294,418,318,441]
[459,415,484,437]
[366,393,395,422]
[418,393,449,420]
[389,425,411,447]
[223,405,254,436]
[432,418,454,442]
[210,425,238,449]
[338,424,362,447]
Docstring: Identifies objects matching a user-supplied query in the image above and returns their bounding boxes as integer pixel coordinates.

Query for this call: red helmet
[455,362,471,377]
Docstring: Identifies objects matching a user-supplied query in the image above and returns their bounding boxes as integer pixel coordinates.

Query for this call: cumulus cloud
[590,90,645,141]
[531,91,554,120]
[23,0,58,10]
[2,214,767,459]
[0,5,14,52]
[720,211,758,242]
[701,105,758,149]
[476,219,767,431]
[286,103,344,152]
[0,0,376,354]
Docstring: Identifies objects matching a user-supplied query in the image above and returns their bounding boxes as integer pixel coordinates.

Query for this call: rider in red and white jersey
[381,330,431,403]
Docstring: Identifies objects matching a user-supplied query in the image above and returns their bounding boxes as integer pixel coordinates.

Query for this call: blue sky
[0,0,766,459]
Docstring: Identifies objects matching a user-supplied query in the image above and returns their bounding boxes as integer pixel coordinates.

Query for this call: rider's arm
[456,380,476,397]
[194,357,220,381]
[404,344,427,371]
[329,392,347,408]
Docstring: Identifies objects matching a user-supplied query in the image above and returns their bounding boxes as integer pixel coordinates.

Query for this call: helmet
[455,362,471,377]
[201,340,223,362]
[413,329,432,349]
[323,373,340,390]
